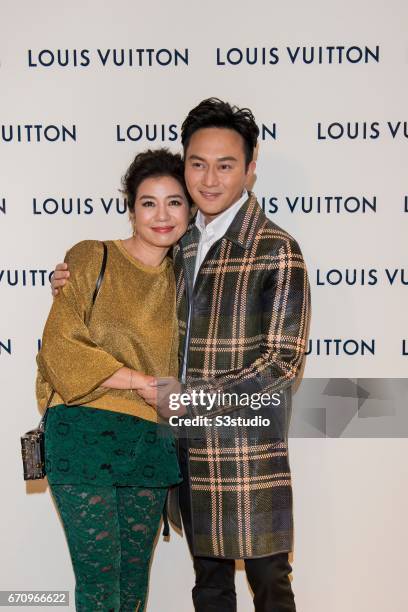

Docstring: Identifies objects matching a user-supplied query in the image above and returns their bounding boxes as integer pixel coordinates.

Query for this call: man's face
[184,127,255,223]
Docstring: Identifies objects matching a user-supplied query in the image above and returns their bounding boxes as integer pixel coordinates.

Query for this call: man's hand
[139,376,188,420]
[51,262,70,296]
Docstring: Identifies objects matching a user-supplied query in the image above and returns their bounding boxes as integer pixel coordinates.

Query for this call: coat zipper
[179,238,222,557]
[180,238,222,384]
[180,243,193,384]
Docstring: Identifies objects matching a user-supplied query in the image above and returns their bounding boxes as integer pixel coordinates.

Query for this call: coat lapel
[222,192,266,250]
[177,193,266,299]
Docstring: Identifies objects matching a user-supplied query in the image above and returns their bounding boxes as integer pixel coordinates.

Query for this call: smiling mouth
[151,226,175,234]
[199,191,222,200]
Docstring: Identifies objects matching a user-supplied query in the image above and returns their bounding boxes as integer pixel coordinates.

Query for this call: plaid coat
[168,193,311,559]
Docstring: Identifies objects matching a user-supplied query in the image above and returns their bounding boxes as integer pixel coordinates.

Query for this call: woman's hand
[101,368,155,391]
[132,371,157,392]
[139,377,186,419]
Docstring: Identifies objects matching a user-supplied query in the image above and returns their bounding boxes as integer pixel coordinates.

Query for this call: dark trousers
[178,441,296,612]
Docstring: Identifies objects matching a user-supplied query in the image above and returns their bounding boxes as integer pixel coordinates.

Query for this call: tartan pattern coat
[168,193,311,559]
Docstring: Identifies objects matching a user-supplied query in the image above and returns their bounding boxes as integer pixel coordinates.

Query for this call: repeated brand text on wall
[115,123,276,142]
[216,45,379,65]
[317,121,408,140]
[305,339,375,356]
[315,268,408,286]
[1,125,76,142]
[262,195,377,215]
[32,197,127,215]
[25,46,378,68]
[28,49,189,67]
[0,270,53,286]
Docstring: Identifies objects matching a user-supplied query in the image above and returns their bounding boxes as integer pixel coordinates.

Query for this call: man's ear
[245,160,257,191]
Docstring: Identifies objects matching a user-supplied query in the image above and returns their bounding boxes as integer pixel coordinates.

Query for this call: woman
[36,149,191,612]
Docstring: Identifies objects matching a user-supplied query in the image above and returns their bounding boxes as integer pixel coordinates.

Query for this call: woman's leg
[50,484,121,611]
[116,486,167,612]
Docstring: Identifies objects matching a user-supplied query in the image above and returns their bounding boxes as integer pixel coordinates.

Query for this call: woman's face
[131,175,190,248]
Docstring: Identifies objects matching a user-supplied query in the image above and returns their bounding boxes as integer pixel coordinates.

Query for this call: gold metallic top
[36,240,178,422]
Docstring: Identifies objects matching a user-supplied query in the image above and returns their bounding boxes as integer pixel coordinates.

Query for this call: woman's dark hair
[122,148,193,211]
[181,98,259,168]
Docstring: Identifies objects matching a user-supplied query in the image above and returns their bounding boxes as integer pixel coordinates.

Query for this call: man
[51,98,310,612]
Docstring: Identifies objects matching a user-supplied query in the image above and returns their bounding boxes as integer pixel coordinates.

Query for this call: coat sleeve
[185,237,311,418]
[36,241,124,406]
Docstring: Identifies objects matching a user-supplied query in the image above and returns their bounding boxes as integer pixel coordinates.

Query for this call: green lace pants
[50,483,167,612]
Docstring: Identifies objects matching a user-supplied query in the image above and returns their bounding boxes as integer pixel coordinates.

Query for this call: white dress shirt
[193,190,248,284]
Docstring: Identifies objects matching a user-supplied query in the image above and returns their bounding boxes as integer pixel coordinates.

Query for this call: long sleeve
[36,241,124,406]
[185,238,311,418]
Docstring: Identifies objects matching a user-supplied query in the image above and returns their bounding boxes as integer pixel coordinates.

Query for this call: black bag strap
[40,241,108,427]
[86,241,108,326]
[92,242,108,305]
[39,393,53,431]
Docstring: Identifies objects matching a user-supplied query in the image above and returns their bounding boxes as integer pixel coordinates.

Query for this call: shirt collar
[195,190,249,240]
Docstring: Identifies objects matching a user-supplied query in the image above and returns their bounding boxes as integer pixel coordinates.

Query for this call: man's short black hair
[122,148,193,212]
[181,97,259,168]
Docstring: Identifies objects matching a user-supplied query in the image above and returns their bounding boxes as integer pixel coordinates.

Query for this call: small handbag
[21,242,108,480]
[20,403,51,480]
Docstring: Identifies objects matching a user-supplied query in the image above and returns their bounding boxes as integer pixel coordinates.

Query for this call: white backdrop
[1,1,407,610]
